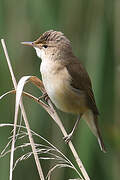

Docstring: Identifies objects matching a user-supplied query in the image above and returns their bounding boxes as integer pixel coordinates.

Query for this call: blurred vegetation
[0,0,120,179]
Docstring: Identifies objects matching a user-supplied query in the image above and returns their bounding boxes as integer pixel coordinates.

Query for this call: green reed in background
[0,0,119,180]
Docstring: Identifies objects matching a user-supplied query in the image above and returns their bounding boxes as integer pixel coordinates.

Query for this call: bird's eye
[42,44,48,48]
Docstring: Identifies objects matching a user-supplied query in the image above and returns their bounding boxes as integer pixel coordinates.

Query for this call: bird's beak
[21,41,34,47]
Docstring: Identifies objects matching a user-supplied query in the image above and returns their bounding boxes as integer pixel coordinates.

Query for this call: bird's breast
[40,60,87,114]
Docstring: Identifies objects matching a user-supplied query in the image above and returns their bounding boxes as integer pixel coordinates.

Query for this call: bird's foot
[63,132,73,143]
[38,92,49,102]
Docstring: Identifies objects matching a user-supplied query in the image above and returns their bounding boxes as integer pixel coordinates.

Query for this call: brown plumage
[66,60,99,115]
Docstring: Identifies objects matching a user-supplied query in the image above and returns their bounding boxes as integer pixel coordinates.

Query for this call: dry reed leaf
[1,75,89,180]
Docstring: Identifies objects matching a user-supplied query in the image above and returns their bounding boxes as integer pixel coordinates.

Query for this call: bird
[22,30,106,152]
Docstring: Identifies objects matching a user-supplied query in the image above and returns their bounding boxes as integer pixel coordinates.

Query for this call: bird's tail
[82,110,106,153]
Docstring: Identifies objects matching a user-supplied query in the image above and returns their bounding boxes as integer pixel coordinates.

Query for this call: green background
[0,0,120,179]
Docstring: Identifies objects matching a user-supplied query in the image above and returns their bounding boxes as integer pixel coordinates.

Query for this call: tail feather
[97,137,106,153]
[82,110,106,153]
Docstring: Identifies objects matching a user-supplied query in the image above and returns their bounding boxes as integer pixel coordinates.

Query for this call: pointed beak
[21,41,34,47]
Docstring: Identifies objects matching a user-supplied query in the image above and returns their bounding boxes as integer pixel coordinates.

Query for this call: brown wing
[66,59,99,115]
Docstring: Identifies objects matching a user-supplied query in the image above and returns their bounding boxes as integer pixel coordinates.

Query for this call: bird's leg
[63,114,82,143]
[38,92,49,102]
